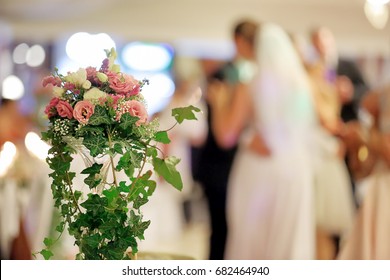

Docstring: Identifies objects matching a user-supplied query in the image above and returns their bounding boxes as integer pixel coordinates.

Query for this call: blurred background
[0,0,389,260]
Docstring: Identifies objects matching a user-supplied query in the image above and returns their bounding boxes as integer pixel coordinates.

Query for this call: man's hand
[248,133,271,157]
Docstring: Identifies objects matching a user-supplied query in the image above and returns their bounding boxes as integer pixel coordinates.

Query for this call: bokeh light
[2,75,25,100]
[122,42,173,72]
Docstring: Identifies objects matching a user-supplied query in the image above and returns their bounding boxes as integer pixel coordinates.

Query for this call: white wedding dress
[224,23,316,260]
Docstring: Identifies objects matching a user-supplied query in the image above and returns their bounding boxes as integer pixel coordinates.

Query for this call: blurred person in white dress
[207,23,317,259]
[0,99,52,259]
[338,82,390,259]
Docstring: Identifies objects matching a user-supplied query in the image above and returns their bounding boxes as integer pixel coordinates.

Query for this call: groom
[197,19,259,260]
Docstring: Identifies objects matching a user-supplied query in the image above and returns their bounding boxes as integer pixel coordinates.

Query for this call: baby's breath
[53,119,71,136]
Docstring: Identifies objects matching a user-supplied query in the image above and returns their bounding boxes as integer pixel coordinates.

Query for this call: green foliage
[88,105,112,126]
[154,131,171,144]
[119,113,139,131]
[172,105,201,124]
[83,134,107,157]
[40,63,201,259]
[152,157,183,191]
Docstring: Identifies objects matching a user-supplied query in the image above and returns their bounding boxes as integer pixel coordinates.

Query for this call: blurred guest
[0,98,53,260]
[208,23,316,259]
[293,35,355,259]
[196,19,258,260]
[0,99,31,260]
[338,82,390,259]
[311,26,369,123]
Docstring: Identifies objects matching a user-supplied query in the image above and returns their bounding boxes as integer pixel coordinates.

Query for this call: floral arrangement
[37,48,200,260]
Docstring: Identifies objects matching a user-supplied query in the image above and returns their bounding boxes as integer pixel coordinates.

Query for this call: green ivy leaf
[80,194,107,215]
[118,181,130,193]
[74,190,82,201]
[113,143,123,154]
[84,234,101,249]
[146,147,158,158]
[152,156,183,191]
[116,150,138,177]
[88,105,112,126]
[81,163,103,175]
[41,131,51,142]
[43,237,53,247]
[76,126,104,137]
[129,210,151,240]
[47,156,70,176]
[119,113,138,131]
[84,174,102,189]
[83,134,107,157]
[116,151,130,172]
[133,196,148,209]
[55,221,65,233]
[154,131,171,144]
[104,244,126,260]
[40,249,54,260]
[61,204,70,215]
[103,187,119,206]
[122,236,137,253]
[81,163,103,189]
[171,105,201,124]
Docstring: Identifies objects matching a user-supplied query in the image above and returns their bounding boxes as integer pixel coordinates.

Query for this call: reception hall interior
[1,0,389,260]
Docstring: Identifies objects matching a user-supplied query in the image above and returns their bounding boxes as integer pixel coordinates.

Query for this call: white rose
[96,72,108,83]
[84,87,107,102]
[82,80,92,89]
[65,68,87,86]
[52,86,65,97]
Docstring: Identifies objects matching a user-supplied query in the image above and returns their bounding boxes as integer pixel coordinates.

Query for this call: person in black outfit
[196,19,258,260]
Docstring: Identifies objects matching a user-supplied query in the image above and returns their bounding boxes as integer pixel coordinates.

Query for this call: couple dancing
[206,20,318,259]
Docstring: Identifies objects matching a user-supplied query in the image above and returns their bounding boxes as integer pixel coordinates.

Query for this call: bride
[207,22,316,259]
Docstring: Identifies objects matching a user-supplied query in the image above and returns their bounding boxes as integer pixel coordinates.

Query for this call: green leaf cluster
[39,102,201,260]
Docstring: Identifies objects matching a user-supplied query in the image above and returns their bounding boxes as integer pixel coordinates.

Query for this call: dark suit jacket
[195,62,239,187]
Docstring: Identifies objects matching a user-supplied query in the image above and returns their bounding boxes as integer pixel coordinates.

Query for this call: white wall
[1,0,389,57]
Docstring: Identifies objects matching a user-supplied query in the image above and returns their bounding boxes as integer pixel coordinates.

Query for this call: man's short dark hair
[233,19,258,44]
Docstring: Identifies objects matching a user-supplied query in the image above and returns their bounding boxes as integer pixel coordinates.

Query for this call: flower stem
[59,152,82,214]
[67,173,83,213]
[131,146,148,189]
[110,154,118,187]
[107,130,118,187]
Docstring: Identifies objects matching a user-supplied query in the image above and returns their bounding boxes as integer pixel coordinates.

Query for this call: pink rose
[73,100,95,124]
[56,100,73,119]
[44,97,60,118]
[117,100,148,126]
[42,76,62,87]
[107,71,139,96]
